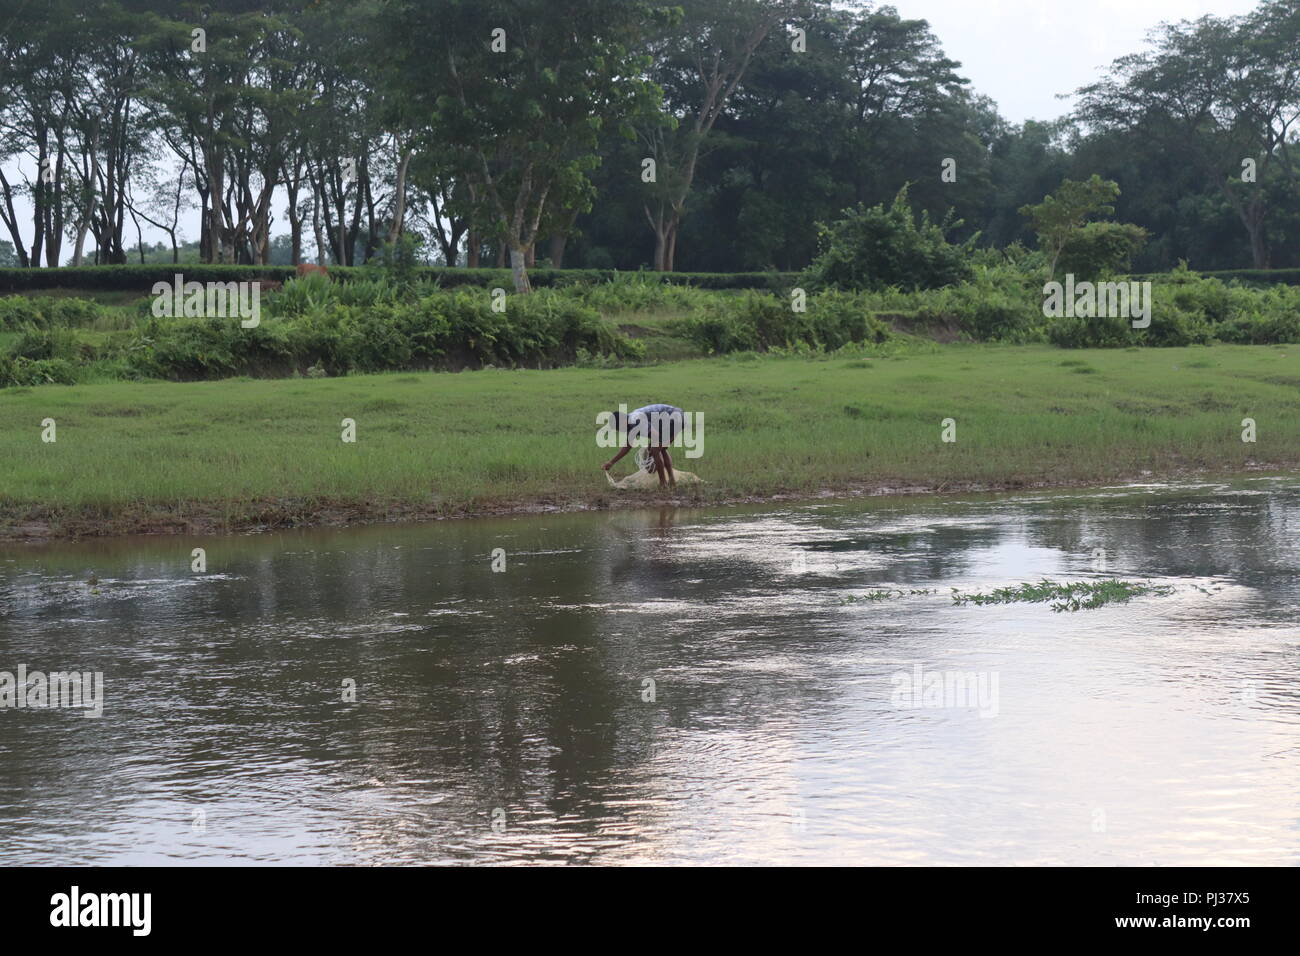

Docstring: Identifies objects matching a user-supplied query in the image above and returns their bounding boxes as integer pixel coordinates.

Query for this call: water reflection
[1,478,1297,864]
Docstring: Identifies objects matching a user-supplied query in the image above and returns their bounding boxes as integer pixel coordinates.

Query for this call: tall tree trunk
[0,168,30,266]
[509,246,532,294]
[197,185,210,261]
[289,211,302,265]
[665,223,678,272]
[207,147,228,262]
[653,227,667,271]
[312,197,325,265]
[549,232,567,269]
[31,130,47,267]
[48,142,66,266]
[388,147,413,244]
[71,211,92,266]
[1249,221,1270,269]
[284,168,304,264]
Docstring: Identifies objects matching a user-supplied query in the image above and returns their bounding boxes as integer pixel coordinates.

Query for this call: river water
[1,479,1296,865]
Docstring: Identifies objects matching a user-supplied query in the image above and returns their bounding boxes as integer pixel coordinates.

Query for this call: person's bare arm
[603,443,632,471]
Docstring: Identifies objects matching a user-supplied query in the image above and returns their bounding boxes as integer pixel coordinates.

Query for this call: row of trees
[1,0,1297,291]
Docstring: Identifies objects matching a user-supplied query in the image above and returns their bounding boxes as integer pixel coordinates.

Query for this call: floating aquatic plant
[950,578,1174,613]
[840,588,938,604]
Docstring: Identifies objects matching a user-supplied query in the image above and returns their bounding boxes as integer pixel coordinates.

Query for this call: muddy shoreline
[3,464,1293,543]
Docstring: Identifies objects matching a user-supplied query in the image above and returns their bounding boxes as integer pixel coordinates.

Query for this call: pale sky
[886,0,1263,123]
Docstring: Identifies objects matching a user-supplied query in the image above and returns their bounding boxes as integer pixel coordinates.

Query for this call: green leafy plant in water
[950,578,1174,612]
[841,587,938,604]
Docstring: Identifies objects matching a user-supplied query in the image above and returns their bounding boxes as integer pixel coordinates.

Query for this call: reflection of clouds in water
[2,480,1300,864]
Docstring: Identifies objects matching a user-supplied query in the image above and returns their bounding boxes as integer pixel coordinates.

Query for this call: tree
[1019,175,1120,277]
[385,0,662,292]
[1075,2,1300,268]
[640,0,817,271]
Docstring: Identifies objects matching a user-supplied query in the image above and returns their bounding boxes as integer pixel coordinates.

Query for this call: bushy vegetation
[127,289,642,382]
[0,294,119,330]
[0,283,644,387]
[1058,222,1149,280]
[803,186,975,293]
[5,264,1300,388]
[666,261,1300,355]
[0,265,798,295]
[1046,264,1300,347]
[670,291,893,353]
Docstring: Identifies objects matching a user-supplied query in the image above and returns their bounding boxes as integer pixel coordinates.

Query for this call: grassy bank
[1,343,1297,539]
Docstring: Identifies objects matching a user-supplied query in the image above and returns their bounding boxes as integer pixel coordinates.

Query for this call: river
[1,479,1296,864]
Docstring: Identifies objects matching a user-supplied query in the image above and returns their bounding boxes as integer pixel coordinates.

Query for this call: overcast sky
[0,0,1270,260]
[886,0,1262,123]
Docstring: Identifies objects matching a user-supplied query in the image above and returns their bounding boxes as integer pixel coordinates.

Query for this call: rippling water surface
[1,479,1297,865]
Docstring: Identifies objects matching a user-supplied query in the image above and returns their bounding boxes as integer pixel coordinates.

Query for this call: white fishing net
[605,449,704,489]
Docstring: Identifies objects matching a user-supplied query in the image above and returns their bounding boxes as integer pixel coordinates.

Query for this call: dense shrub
[803,292,893,349]
[6,326,82,361]
[1215,310,1300,344]
[670,291,891,354]
[1057,222,1148,280]
[913,267,1046,342]
[804,186,975,292]
[116,288,642,381]
[0,295,107,329]
[1045,267,1298,347]
[668,308,758,354]
[0,354,78,386]
[0,296,45,329]
[1046,312,1137,349]
[266,272,337,317]
[562,273,720,313]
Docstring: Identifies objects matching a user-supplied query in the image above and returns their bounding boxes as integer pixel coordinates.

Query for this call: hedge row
[0,264,799,293]
[0,289,645,387]
[1129,268,1300,286]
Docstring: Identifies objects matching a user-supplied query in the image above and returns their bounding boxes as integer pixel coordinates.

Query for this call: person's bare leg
[650,447,668,488]
[663,449,676,488]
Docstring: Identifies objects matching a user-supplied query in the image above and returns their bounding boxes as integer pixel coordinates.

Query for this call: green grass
[1,342,1297,537]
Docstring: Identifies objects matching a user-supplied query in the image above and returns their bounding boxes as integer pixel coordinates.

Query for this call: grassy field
[1,342,1297,538]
